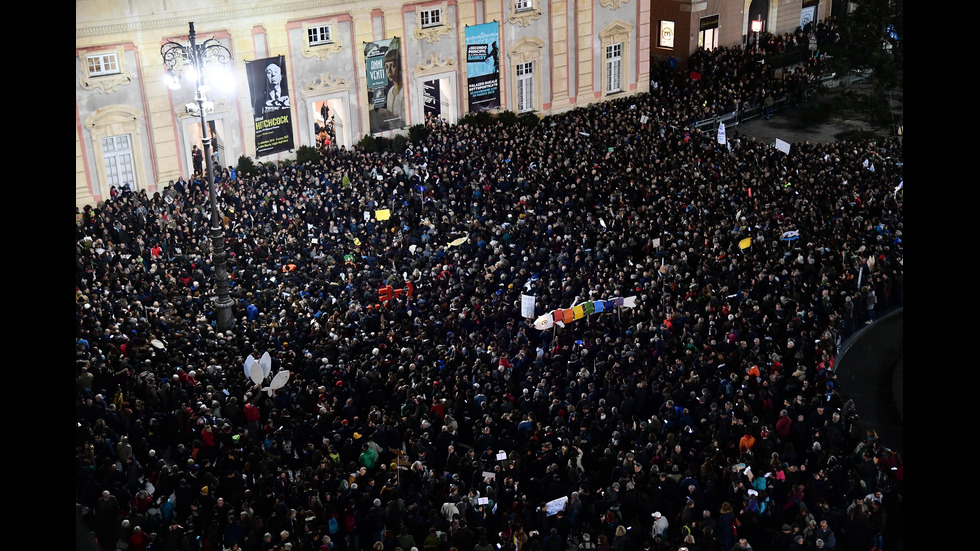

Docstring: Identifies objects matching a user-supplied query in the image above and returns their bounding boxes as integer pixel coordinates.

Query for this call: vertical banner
[423,79,442,117]
[465,23,500,113]
[365,37,406,133]
[247,56,294,156]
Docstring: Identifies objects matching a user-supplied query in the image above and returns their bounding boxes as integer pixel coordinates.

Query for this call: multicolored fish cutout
[532,295,638,330]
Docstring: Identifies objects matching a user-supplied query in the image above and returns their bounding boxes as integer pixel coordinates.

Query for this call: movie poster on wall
[465,23,500,113]
[365,37,407,133]
[247,55,294,156]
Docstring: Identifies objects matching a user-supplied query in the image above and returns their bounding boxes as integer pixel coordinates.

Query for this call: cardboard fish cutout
[259,352,272,379]
[262,370,291,396]
[249,362,265,386]
[243,355,255,379]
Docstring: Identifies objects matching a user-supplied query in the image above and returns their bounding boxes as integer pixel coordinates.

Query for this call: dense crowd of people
[76,34,903,551]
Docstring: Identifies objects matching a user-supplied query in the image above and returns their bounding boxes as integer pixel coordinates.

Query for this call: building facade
[650,0,830,64]
[75,0,828,209]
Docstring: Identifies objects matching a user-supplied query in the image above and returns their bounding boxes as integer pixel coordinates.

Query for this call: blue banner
[465,23,500,113]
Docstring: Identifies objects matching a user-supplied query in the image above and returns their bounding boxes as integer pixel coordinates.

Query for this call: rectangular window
[87,52,120,76]
[420,8,442,28]
[308,25,333,45]
[698,28,719,50]
[698,15,720,50]
[516,62,533,112]
[606,43,622,93]
[102,135,135,190]
[515,0,532,11]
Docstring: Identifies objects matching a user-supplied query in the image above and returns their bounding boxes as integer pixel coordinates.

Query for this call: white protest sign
[521,295,536,318]
[545,496,568,516]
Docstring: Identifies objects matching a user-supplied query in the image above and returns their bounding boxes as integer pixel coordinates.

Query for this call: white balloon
[259,352,272,379]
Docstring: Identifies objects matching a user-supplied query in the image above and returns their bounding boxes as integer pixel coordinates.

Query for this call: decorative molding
[508,3,542,27]
[414,24,452,44]
[599,20,633,45]
[78,48,134,94]
[301,39,343,61]
[507,36,545,64]
[85,105,142,131]
[301,73,351,98]
[77,1,352,38]
[413,54,456,77]
[80,70,134,94]
[599,0,631,9]
[301,22,343,61]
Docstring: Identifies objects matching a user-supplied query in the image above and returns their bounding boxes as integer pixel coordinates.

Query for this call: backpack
[327,515,339,534]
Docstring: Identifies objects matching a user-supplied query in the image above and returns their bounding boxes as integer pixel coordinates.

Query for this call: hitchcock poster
[247,55,294,157]
[365,37,407,133]
[465,23,500,112]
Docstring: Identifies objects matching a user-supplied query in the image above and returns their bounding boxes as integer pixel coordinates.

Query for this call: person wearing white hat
[652,511,669,538]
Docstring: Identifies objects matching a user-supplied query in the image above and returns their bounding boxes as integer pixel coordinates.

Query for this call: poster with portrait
[465,23,500,113]
[365,37,406,133]
[247,55,294,156]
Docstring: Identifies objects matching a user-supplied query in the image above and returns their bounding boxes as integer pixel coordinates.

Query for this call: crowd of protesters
[76,31,903,551]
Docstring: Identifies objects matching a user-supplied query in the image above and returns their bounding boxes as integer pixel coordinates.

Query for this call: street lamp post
[162,22,235,331]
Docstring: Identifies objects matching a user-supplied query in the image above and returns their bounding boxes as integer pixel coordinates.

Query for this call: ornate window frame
[508,36,545,112]
[508,0,542,27]
[78,47,134,94]
[599,21,632,98]
[84,105,145,200]
[301,22,343,61]
[415,2,452,43]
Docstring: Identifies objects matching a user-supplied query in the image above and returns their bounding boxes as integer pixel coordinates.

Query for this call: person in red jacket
[129,525,149,551]
[244,402,261,441]
[775,409,793,440]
